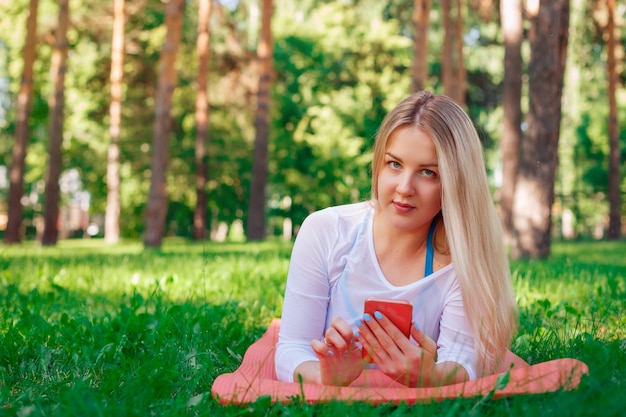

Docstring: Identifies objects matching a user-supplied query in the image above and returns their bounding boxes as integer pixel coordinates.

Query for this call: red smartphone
[362,298,413,362]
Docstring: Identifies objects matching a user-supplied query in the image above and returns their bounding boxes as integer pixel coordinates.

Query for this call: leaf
[565,304,580,317]
[187,392,205,408]
[95,343,115,366]
[495,370,511,390]
[227,347,242,361]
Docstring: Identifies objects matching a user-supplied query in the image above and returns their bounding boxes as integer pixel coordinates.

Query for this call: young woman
[275,91,518,387]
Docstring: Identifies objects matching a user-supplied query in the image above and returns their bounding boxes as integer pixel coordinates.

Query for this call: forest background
[0,0,624,259]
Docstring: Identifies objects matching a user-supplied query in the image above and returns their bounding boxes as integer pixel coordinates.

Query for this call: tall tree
[193,0,212,240]
[441,0,466,105]
[499,0,523,245]
[453,0,466,107]
[605,0,621,239]
[4,0,39,244]
[246,0,273,241]
[512,0,570,259]
[144,0,185,248]
[442,0,454,97]
[41,0,70,246]
[411,0,431,93]
[105,0,125,244]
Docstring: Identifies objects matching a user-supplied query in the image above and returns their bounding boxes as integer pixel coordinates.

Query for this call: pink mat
[212,319,588,405]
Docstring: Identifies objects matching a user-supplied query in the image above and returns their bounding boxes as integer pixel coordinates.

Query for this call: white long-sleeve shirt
[275,201,477,382]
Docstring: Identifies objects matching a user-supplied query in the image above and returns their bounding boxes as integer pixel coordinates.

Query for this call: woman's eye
[421,169,437,178]
[389,161,401,169]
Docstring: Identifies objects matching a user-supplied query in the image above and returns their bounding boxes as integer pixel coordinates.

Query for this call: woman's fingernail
[363,313,372,322]
[354,330,360,337]
[355,319,363,327]
[414,321,420,330]
[374,311,383,320]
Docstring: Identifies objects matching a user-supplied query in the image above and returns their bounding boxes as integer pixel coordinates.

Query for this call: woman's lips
[393,201,414,213]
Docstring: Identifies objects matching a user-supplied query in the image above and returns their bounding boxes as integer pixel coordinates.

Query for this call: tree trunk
[454,0,466,107]
[193,0,212,241]
[411,0,431,93]
[512,0,569,259]
[499,0,523,245]
[246,0,273,241]
[4,0,39,244]
[606,0,621,240]
[41,0,70,246]
[441,0,465,105]
[441,0,454,98]
[144,0,185,248]
[105,0,125,244]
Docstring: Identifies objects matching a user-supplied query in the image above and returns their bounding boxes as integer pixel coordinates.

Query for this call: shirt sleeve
[435,276,478,380]
[275,210,338,382]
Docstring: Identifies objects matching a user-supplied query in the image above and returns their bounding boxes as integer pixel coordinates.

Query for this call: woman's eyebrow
[385,151,402,161]
[386,151,438,167]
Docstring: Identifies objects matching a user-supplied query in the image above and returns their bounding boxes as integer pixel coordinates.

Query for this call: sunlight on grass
[512,241,626,342]
[509,240,626,382]
[0,238,291,318]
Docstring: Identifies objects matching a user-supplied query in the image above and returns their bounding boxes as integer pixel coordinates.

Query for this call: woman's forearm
[293,360,322,385]
[424,361,469,387]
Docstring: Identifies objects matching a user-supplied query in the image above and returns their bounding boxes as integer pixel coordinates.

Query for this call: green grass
[0,239,624,416]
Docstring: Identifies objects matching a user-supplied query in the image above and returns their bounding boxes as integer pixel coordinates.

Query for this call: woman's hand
[309,317,365,386]
[356,311,467,387]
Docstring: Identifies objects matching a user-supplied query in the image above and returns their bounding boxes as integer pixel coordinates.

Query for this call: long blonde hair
[371,91,518,376]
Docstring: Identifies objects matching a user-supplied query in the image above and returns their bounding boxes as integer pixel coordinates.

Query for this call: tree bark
[441,0,465,105]
[246,0,273,241]
[193,0,212,240]
[512,0,569,259]
[606,0,621,239]
[499,0,523,245]
[411,0,431,93]
[442,0,454,98]
[4,0,39,244]
[144,0,185,248]
[41,0,70,246]
[105,0,125,244]
[454,0,466,107]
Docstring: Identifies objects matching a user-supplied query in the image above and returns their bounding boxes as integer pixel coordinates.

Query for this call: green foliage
[270,2,412,227]
[0,0,624,240]
[556,0,626,238]
[0,239,625,416]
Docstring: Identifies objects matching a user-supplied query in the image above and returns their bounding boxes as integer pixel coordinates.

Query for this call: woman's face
[376,126,442,233]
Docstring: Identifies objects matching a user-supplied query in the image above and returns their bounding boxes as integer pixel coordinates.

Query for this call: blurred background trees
[0,0,623,258]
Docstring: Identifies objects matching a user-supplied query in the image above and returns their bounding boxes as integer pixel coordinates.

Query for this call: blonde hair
[371,91,518,376]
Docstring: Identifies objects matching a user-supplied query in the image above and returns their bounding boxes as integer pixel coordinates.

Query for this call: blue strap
[424,220,437,277]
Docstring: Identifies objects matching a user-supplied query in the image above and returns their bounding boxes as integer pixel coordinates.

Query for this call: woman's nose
[396,173,415,195]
